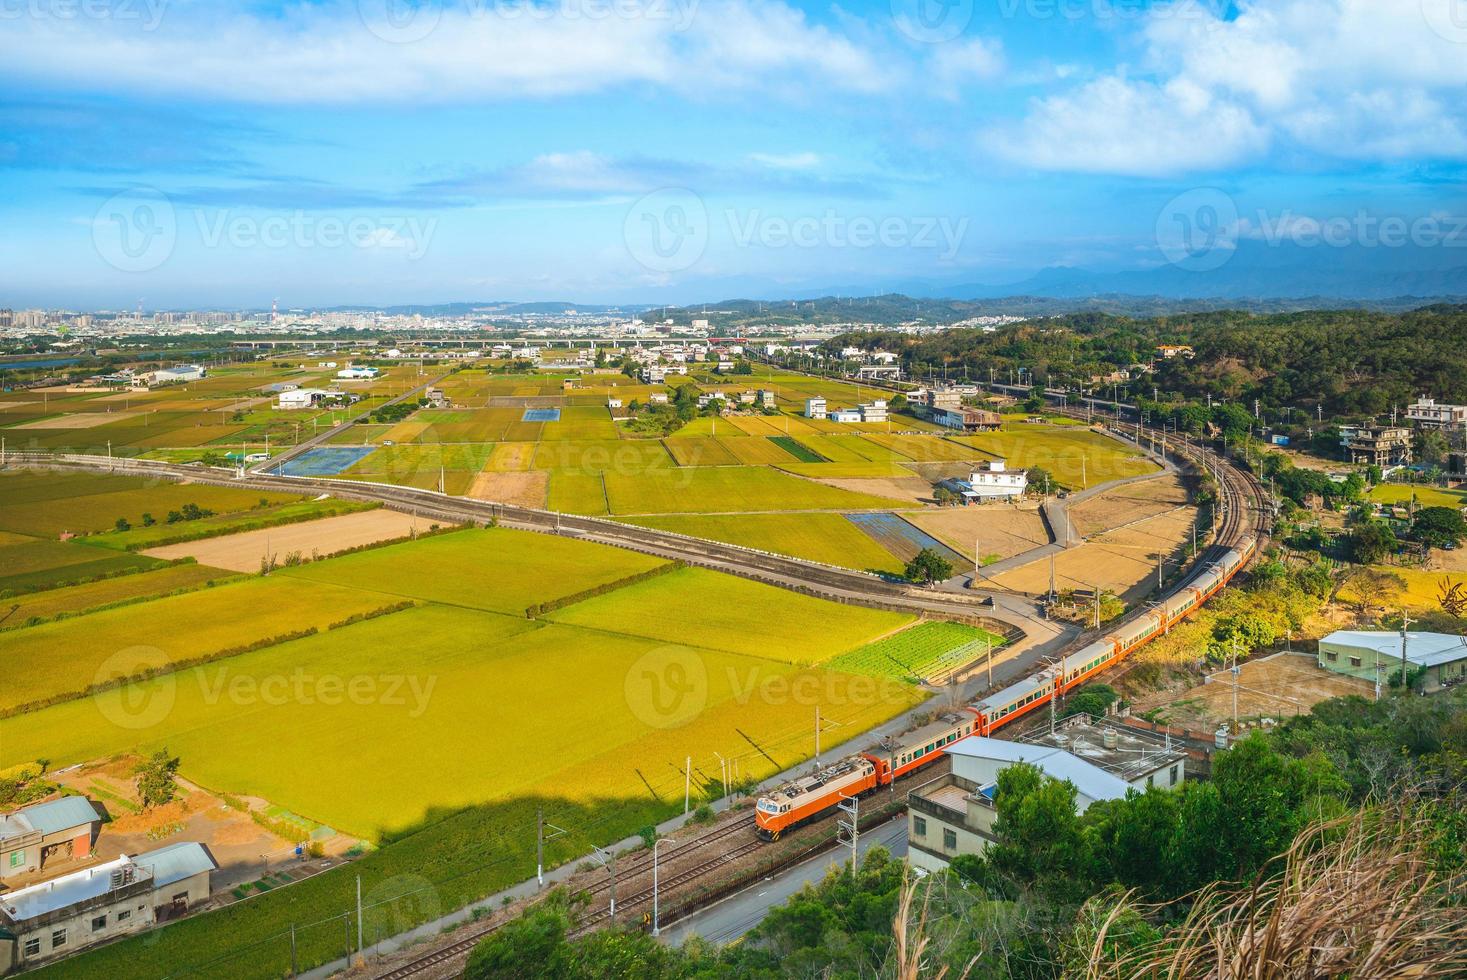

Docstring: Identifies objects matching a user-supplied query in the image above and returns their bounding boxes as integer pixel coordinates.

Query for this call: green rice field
[621,512,908,573]
[825,621,1007,681]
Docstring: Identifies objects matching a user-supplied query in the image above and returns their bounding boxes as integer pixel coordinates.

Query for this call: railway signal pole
[536,808,567,888]
[836,795,859,880]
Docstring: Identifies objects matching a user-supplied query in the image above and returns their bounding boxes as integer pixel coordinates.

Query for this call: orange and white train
[754,535,1258,841]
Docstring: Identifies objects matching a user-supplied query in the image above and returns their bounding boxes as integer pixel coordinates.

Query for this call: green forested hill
[835,304,1467,417]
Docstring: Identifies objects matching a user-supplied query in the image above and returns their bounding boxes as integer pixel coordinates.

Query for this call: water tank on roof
[1215,727,1230,749]
[1102,728,1119,750]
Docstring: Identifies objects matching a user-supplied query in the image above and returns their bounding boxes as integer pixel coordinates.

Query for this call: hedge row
[326,601,417,631]
[525,560,684,618]
[1,627,320,720]
[0,571,246,634]
[114,500,378,552]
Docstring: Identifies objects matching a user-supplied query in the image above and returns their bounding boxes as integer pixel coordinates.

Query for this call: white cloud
[990,75,1268,177]
[748,152,822,169]
[0,0,891,104]
[931,36,1005,97]
[990,0,1467,175]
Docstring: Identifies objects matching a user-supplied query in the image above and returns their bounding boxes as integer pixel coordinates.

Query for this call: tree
[1347,520,1398,564]
[1413,506,1467,549]
[983,763,1097,904]
[1342,566,1407,616]
[904,548,953,585]
[1060,683,1118,720]
[141,512,156,527]
[933,486,957,507]
[134,748,180,809]
[114,517,131,532]
[1026,466,1053,496]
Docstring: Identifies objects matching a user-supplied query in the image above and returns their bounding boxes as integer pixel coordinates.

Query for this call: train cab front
[755,796,787,841]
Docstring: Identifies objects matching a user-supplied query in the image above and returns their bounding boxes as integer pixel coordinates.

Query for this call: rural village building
[1339,425,1413,467]
[907,720,1186,872]
[1317,630,1467,691]
[0,842,216,973]
[0,799,101,882]
[1405,396,1467,429]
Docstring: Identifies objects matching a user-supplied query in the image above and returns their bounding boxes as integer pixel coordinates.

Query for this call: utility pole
[986,634,993,688]
[536,808,567,888]
[356,876,363,960]
[1231,636,1240,730]
[814,706,822,765]
[836,795,859,879]
[684,756,691,814]
[1400,609,1413,691]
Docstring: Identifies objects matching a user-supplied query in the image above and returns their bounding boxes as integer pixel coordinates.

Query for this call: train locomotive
[754,535,1257,841]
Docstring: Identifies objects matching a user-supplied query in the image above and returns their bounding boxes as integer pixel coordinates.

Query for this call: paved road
[252,370,449,475]
[657,815,908,947]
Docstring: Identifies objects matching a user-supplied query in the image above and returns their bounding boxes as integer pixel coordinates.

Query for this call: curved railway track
[0,419,1265,979]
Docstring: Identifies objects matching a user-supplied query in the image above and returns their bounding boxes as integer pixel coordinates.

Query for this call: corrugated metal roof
[946,736,1130,803]
[135,842,216,888]
[11,796,99,837]
[1321,630,1467,668]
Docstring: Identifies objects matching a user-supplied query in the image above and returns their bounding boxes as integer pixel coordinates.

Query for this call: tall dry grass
[1075,807,1467,979]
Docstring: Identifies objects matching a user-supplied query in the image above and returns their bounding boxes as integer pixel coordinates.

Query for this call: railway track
[0,451,1035,633]
[0,420,1267,979]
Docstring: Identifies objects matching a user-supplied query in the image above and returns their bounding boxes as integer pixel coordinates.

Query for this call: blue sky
[2,0,1465,309]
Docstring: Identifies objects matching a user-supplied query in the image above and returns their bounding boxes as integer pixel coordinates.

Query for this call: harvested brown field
[1070,473,1190,536]
[12,411,141,429]
[987,498,1196,603]
[468,469,549,507]
[816,476,935,503]
[908,505,1050,564]
[487,442,535,472]
[1128,652,1374,730]
[143,508,435,571]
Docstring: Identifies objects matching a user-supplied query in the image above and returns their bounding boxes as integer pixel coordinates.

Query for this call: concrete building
[1406,396,1467,429]
[940,459,1028,501]
[1,798,101,882]
[649,392,669,405]
[926,388,963,412]
[1317,629,1467,692]
[145,365,206,386]
[335,366,380,380]
[0,842,216,972]
[830,408,861,423]
[933,407,1002,431]
[758,390,776,409]
[1340,425,1413,467]
[277,387,329,410]
[1017,715,1188,792]
[804,397,827,420]
[859,399,888,423]
[907,737,1130,872]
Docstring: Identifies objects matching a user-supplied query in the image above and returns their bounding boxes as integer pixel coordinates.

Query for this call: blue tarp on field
[523,408,561,421]
[272,446,377,476]
[845,512,967,565]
